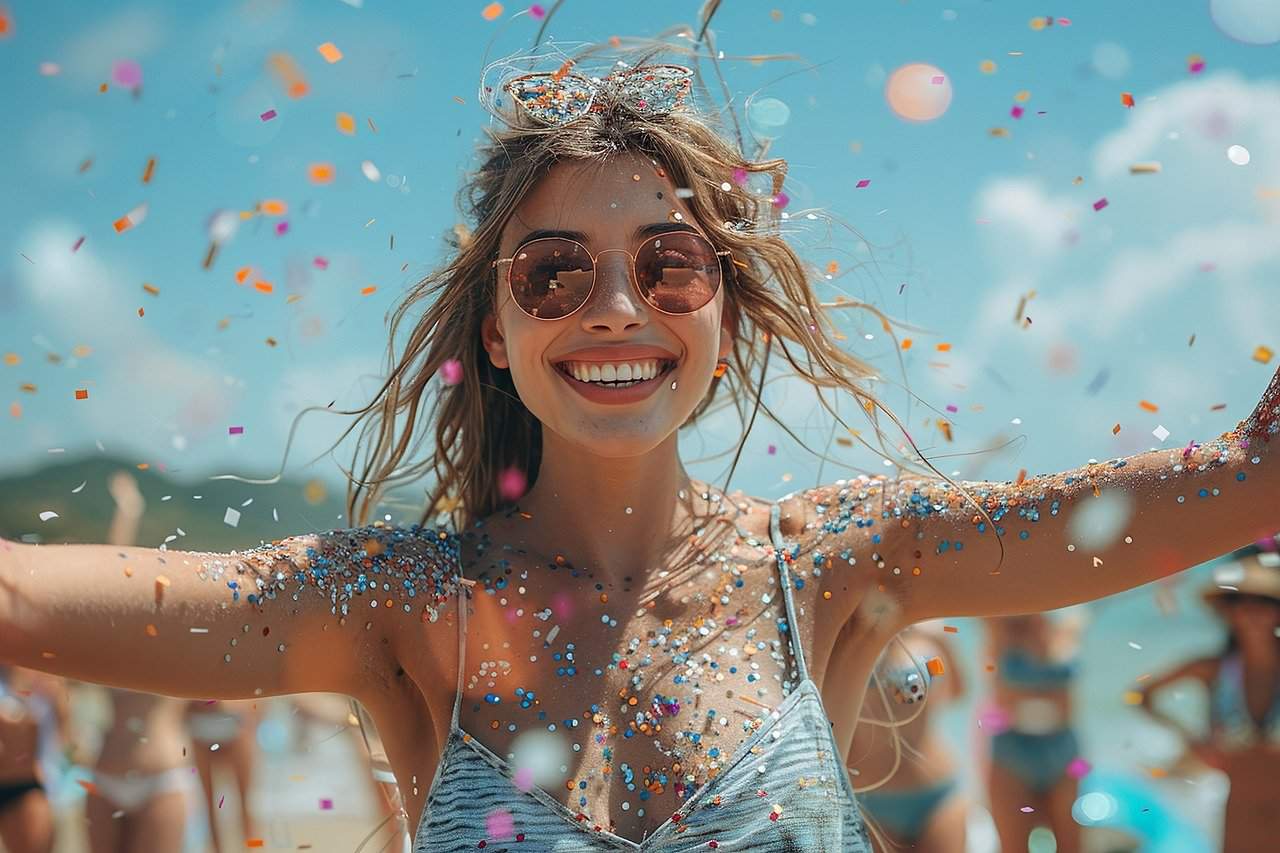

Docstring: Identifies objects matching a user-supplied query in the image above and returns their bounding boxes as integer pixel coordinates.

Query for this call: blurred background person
[981,611,1087,852]
[1136,543,1280,853]
[0,665,69,853]
[850,622,967,852]
[85,471,193,853]
[185,700,259,853]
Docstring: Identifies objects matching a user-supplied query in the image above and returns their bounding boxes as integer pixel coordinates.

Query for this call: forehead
[500,152,696,251]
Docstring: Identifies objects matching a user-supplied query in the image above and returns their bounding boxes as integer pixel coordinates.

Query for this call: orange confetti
[77,780,98,795]
[826,261,839,275]
[481,2,503,20]
[316,42,343,63]
[360,285,377,296]
[235,266,252,284]
[942,625,958,633]
[936,342,952,352]
[145,624,158,637]
[1016,468,1027,486]
[901,338,913,350]
[938,420,953,442]
[260,199,287,216]
[8,403,20,418]
[3,353,18,366]
[112,216,132,233]
[143,283,159,296]
[1121,91,1135,108]
[247,841,265,849]
[308,163,335,184]
[74,389,88,400]
[336,112,355,134]
[1138,400,1159,413]
[267,53,309,98]
[1112,423,1122,435]
[253,280,274,294]
[141,157,156,184]
[926,657,945,676]
[1253,345,1274,364]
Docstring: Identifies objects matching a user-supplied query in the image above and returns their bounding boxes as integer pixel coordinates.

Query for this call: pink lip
[554,361,675,405]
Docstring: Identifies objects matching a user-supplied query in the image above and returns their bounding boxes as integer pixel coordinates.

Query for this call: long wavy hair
[317,39,980,538]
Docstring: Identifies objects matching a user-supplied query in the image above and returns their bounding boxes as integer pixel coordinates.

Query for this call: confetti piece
[1112,424,1121,435]
[771,192,789,209]
[943,625,958,633]
[260,199,287,216]
[979,59,997,73]
[145,624,158,637]
[1253,345,1273,364]
[247,841,264,849]
[498,466,527,501]
[308,163,335,184]
[260,109,277,121]
[267,53,309,99]
[529,4,545,19]
[38,510,59,522]
[1066,757,1092,778]
[74,389,88,400]
[141,157,156,184]
[316,42,343,63]
[72,481,86,493]
[1093,197,1109,212]
[1121,92,1135,108]
[1187,54,1205,74]
[481,2,503,20]
[217,795,224,809]
[1227,144,1250,166]
[936,343,952,352]
[142,283,159,296]
[1129,162,1161,174]
[901,339,912,350]
[439,358,464,386]
[275,221,288,236]
[224,507,241,527]
[926,657,945,676]
[313,257,329,269]
[113,202,149,234]
[112,59,142,88]
[229,425,244,435]
[253,281,273,294]
[360,285,377,296]
[1153,425,1170,442]
[1138,400,1159,413]
[855,179,871,188]
[319,798,334,811]
[336,112,355,134]
[1010,104,1024,119]
[72,235,85,252]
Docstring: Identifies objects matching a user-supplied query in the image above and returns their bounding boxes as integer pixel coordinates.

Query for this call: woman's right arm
[0,524,462,702]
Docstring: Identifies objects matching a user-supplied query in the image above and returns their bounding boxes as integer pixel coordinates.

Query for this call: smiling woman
[2,29,1279,853]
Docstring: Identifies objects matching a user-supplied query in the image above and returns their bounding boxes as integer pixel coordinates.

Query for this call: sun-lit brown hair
[319,37,975,540]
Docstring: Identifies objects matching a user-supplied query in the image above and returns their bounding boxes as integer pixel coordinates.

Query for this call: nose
[579,249,647,328]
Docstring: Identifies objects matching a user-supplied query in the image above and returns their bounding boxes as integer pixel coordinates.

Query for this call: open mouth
[553,359,678,389]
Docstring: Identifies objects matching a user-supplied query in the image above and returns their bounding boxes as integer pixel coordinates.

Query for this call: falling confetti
[1255,345,1274,364]
[1093,197,1109,211]
[308,163,335,184]
[260,109,277,121]
[1227,144,1251,166]
[482,3,504,20]
[38,510,59,522]
[224,507,241,527]
[316,42,343,63]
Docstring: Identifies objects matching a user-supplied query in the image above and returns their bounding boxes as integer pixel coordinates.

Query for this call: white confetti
[38,510,59,522]
[1153,425,1170,442]
[71,481,87,493]
[361,160,381,182]
[223,507,241,527]
[1227,144,1250,166]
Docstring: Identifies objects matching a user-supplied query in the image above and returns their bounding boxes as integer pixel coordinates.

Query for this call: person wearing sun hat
[1137,536,1280,853]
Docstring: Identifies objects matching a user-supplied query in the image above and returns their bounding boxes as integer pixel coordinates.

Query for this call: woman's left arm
[807,366,1279,625]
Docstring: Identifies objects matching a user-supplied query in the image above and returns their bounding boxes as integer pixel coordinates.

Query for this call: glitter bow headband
[503,62,694,125]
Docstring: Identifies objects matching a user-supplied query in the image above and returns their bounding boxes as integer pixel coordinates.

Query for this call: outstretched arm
[0,523,462,702]
[794,365,1279,626]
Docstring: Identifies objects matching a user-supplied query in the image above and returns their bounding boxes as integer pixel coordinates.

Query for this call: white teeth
[617,364,633,381]
[601,364,617,382]
[563,359,669,383]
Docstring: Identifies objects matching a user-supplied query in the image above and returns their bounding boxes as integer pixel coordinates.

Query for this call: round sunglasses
[492,230,732,321]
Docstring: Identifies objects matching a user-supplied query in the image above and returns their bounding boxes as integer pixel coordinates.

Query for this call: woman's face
[482,152,734,458]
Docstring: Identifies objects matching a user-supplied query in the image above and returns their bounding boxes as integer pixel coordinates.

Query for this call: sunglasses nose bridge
[588,248,642,299]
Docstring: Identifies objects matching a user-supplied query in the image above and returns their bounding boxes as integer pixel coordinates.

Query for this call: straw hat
[1202,544,1280,609]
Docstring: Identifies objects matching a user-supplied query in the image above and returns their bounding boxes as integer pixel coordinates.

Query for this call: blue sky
[2,0,1278,508]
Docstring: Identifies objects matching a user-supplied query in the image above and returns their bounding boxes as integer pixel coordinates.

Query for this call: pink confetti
[1019,806,1035,813]
[1093,197,1109,212]
[1010,104,1024,119]
[439,358,463,386]
[528,3,545,18]
[313,256,329,269]
[498,466,527,501]
[945,404,958,413]
[275,220,289,236]
[512,766,534,791]
[1066,757,1091,778]
[112,59,142,88]
[228,426,244,435]
[260,109,277,121]
[72,235,85,253]
[486,808,514,840]
[217,795,225,809]
[771,191,789,209]
[731,167,748,186]
[319,798,333,810]
[855,179,870,188]
[930,75,945,84]
[39,62,60,76]
[767,444,776,455]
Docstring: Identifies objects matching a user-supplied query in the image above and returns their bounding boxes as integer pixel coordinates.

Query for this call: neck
[513,431,721,587]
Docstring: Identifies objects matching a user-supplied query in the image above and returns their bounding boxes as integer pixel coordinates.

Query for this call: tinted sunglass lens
[508,239,594,319]
[635,233,721,314]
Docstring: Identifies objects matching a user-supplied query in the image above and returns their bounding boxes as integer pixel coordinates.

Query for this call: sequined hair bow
[503,62,694,125]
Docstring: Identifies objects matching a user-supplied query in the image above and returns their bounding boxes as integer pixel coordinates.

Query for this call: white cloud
[975,178,1079,262]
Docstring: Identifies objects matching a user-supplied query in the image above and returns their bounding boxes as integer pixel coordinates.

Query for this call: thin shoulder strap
[450,577,476,730]
[770,500,810,681]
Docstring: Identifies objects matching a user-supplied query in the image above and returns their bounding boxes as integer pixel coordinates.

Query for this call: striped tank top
[413,501,872,851]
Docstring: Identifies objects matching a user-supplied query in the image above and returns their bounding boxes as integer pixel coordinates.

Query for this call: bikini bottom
[857,777,958,842]
[991,728,1080,795]
[92,767,193,811]
[0,780,43,814]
